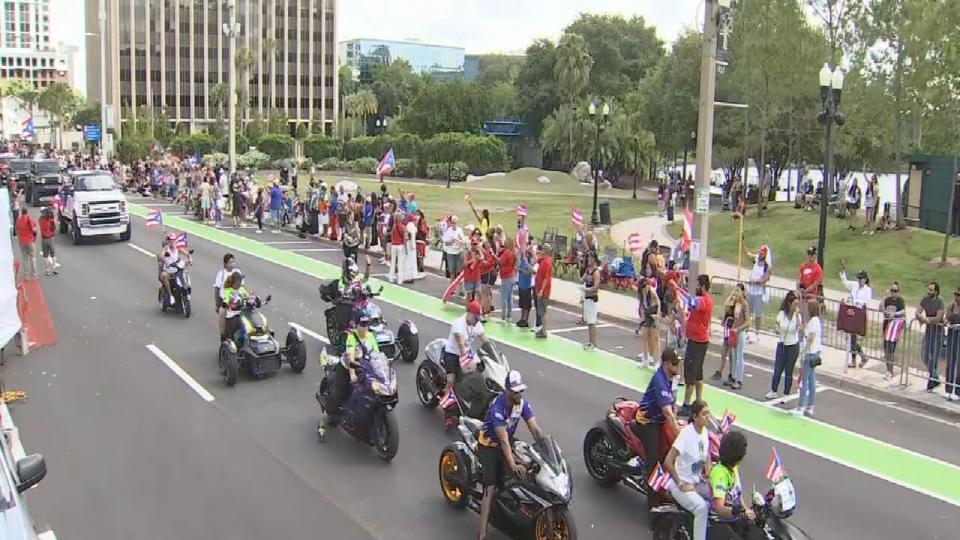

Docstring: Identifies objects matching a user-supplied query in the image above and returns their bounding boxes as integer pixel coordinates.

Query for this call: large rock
[572,162,593,184]
[537,175,551,184]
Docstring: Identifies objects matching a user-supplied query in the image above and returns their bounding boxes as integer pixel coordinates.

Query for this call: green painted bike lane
[131,203,960,506]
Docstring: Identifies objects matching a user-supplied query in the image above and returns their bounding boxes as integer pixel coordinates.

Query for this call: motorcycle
[438,417,577,540]
[652,473,812,540]
[315,348,400,461]
[319,278,419,364]
[415,338,509,420]
[158,255,193,318]
[218,295,307,386]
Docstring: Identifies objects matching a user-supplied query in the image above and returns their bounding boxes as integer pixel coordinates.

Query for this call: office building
[86,0,339,137]
[338,38,464,83]
[1,0,68,88]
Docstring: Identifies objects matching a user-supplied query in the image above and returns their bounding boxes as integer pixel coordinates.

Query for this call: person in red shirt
[798,246,823,321]
[387,210,405,283]
[462,243,483,303]
[38,207,59,276]
[479,241,498,315]
[534,244,554,338]
[498,236,517,321]
[681,274,713,413]
[14,208,37,280]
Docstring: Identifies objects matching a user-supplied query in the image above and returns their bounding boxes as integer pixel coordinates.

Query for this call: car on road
[58,170,131,244]
[0,407,57,540]
[25,160,62,206]
[6,159,32,187]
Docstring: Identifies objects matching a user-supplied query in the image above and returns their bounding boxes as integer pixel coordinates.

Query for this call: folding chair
[552,235,568,274]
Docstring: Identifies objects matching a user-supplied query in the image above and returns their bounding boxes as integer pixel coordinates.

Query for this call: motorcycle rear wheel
[534,507,577,540]
[373,409,399,461]
[219,345,239,386]
[415,363,441,407]
[652,513,692,540]
[182,296,191,318]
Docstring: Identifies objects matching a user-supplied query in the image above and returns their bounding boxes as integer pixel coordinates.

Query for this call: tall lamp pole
[223,0,240,175]
[589,99,611,225]
[816,63,845,268]
[98,0,108,156]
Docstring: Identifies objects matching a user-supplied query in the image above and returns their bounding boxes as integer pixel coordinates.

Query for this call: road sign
[83,125,101,143]
[695,187,711,214]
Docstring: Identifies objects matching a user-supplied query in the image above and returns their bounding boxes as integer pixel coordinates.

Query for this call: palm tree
[554,33,592,164]
[263,37,278,113]
[344,89,378,137]
[209,82,229,136]
[235,46,256,125]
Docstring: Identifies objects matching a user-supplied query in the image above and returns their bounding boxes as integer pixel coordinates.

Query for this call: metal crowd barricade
[707,276,889,365]
[900,320,959,390]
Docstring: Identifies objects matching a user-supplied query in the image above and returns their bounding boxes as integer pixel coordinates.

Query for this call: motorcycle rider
[664,400,713,540]
[220,270,249,343]
[708,431,764,540]
[441,300,496,429]
[477,370,543,540]
[319,314,380,441]
[157,232,191,305]
[632,348,683,516]
[214,253,238,339]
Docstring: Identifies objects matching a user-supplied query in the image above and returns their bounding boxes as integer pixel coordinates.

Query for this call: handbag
[837,301,867,337]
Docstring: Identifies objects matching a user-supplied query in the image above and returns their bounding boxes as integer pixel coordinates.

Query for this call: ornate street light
[815,63,845,267]
[589,99,611,225]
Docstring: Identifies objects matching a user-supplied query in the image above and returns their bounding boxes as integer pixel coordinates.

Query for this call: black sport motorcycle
[438,417,577,540]
[218,295,307,386]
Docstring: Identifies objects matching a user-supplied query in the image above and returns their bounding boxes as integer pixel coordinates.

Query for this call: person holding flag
[157,231,192,306]
[376,148,395,182]
[664,400,713,540]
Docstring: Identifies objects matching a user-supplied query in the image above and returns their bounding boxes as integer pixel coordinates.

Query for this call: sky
[340,0,704,54]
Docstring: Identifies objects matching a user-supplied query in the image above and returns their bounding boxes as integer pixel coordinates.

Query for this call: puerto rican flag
[884,318,905,343]
[682,205,694,251]
[628,232,645,253]
[765,448,787,482]
[52,193,64,212]
[376,148,396,180]
[647,462,675,492]
[438,388,457,410]
[172,232,189,250]
[21,117,35,139]
[571,208,584,228]
[145,209,164,229]
[708,411,737,460]
[442,271,465,303]
[516,204,528,217]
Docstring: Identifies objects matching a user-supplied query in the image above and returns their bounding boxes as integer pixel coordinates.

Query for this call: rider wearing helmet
[157,231,191,305]
[476,370,543,540]
[319,314,380,440]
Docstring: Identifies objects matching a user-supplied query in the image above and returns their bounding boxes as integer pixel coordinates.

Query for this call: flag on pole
[20,117,35,139]
[571,208,584,228]
[628,232,644,252]
[718,411,736,433]
[172,232,189,250]
[765,448,787,482]
[708,431,722,461]
[647,462,675,492]
[442,271,465,303]
[884,318,905,343]
[438,388,458,409]
[145,209,164,229]
[376,148,396,180]
[682,205,694,251]
[516,204,528,217]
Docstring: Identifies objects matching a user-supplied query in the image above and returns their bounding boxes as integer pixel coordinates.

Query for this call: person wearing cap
[798,246,823,322]
[839,261,872,368]
[744,244,772,335]
[319,313,381,441]
[477,369,543,540]
[441,300,493,429]
[632,348,683,514]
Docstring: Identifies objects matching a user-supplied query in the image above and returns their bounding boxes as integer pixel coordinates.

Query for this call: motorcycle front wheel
[219,345,239,386]
[415,362,441,407]
[373,409,399,461]
[535,507,578,540]
[583,425,622,486]
[182,296,191,318]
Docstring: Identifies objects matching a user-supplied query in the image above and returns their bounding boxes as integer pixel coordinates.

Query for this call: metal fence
[899,320,960,390]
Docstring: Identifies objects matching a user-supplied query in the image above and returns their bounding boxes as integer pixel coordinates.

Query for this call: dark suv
[25,160,62,206]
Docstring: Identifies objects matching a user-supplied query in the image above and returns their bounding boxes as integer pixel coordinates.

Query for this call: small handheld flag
[439,388,457,410]
[647,462,675,492]
[145,209,164,229]
[884,318,905,343]
[516,204,528,217]
[571,208,584,228]
[765,448,786,482]
[376,148,396,180]
[172,232,189,250]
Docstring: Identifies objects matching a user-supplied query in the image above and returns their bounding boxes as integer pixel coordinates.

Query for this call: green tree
[339,64,359,101]
[370,59,421,117]
[235,46,256,123]
[263,37,279,110]
[474,55,524,85]
[401,80,491,138]
[488,81,518,119]
[38,82,82,148]
[347,89,378,136]
[208,82,229,138]
[554,32,592,163]
[267,110,290,135]
[4,79,38,120]
[514,39,561,136]
[71,103,102,129]
[257,133,294,159]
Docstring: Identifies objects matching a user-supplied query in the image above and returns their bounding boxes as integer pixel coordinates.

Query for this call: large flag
[442,271,465,303]
[571,208,584,228]
[682,205,694,251]
[516,204,528,217]
[145,209,163,229]
[172,231,189,250]
[377,148,396,180]
[21,117,35,139]
[765,448,787,482]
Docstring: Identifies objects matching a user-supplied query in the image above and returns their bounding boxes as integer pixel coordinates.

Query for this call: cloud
[340,0,702,53]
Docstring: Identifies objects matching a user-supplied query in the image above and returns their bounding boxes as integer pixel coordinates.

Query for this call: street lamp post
[98,0,108,156]
[682,130,695,183]
[375,117,387,135]
[816,63,845,268]
[223,0,240,175]
[589,99,611,226]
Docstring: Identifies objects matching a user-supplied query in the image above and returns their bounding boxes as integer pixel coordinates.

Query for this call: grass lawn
[672,203,960,300]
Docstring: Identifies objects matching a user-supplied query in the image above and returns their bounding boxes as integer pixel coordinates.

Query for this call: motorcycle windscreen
[364,353,390,382]
[533,435,564,474]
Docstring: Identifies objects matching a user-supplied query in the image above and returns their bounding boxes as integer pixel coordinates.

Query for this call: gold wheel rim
[536,511,570,540]
[440,452,462,502]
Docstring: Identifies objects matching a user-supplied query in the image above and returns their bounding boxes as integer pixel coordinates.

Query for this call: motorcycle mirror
[752,491,765,507]
[188,249,195,255]
[265,294,272,303]
[377,286,384,293]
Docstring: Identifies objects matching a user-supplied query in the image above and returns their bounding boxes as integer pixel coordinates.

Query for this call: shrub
[256,133,294,159]
[345,157,378,174]
[202,152,229,168]
[170,132,219,157]
[303,134,341,161]
[343,136,378,161]
[237,150,271,170]
[394,158,417,178]
[115,136,156,163]
[220,134,250,154]
[426,161,468,182]
[422,132,507,175]
[317,157,344,171]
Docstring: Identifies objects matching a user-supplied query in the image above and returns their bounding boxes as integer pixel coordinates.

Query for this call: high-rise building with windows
[338,38,464,83]
[0,0,67,88]
[86,0,338,137]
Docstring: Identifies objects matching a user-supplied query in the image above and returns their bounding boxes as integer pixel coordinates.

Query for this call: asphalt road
[3,204,958,540]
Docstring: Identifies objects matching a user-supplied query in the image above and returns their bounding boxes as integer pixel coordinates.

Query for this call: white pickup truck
[58,170,131,244]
